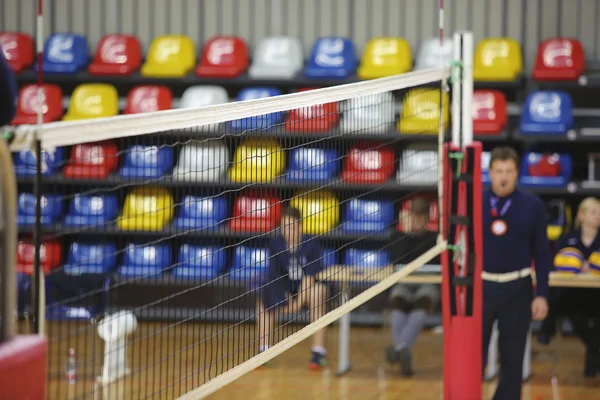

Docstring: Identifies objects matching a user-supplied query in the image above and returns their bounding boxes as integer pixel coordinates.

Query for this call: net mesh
[15,68,450,399]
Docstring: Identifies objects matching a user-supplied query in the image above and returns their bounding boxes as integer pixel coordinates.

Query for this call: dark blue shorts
[261,279,302,310]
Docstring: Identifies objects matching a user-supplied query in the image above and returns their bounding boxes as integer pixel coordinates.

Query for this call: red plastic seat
[472,90,508,134]
[229,191,282,233]
[397,194,438,232]
[63,141,119,179]
[88,34,142,76]
[285,88,339,132]
[0,32,34,73]
[341,143,395,183]
[196,36,249,78]
[11,84,63,125]
[17,238,62,275]
[532,38,585,81]
[124,86,173,114]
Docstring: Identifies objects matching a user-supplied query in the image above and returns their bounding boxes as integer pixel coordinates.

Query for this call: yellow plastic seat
[357,37,411,80]
[290,190,340,235]
[141,35,196,78]
[473,38,523,82]
[62,84,118,121]
[117,187,174,231]
[228,138,285,183]
[398,88,449,134]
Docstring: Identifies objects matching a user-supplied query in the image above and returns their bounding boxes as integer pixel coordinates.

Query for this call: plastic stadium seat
[174,245,227,279]
[399,88,449,134]
[322,249,337,267]
[141,35,196,78]
[117,187,174,231]
[62,84,119,121]
[342,144,394,183]
[64,194,118,227]
[118,243,171,277]
[547,199,571,241]
[285,88,339,132]
[519,152,572,187]
[229,88,284,131]
[17,239,61,275]
[398,195,439,232]
[342,198,394,233]
[304,37,357,78]
[533,38,584,81]
[249,36,303,79]
[36,33,88,74]
[481,151,491,184]
[520,91,573,135]
[89,34,142,75]
[290,190,340,235]
[175,195,229,230]
[414,37,454,70]
[228,138,285,183]
[287,147,339,182]
[396,144,438,185]
[230,246,270,281]
[14,147,64,177]
[339,92,396,133]
[345,248,390,268]
[125,86,173,114]
[473,90,508,134]
[473,38,523,82]
[0,32,34,72]
[172,140,230,182]
[196,36,249,78]
[63,141,119,179]
[229,191,282,233]
[119,145,174,178]
[553,247,584,275]
[179,85,229,109]
[17,193,62,227]
[63,242,117,275]
[12,84,63,125]
[357,37,412,79]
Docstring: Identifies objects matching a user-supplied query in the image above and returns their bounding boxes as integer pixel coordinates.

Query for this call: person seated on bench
[257,206,329,370]
[385,196,440,376]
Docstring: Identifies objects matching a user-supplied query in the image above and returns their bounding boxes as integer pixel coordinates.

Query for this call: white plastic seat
[414,38,454,70]
[179,85,229,131]
[248,36,303,79]
[172,140,230,182]
[396,144,438,185]
[339,92,396,133]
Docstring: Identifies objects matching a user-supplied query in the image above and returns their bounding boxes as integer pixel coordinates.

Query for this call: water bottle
[65,348,77,384]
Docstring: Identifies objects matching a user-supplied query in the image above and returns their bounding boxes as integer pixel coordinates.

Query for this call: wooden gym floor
[38,321,600,400]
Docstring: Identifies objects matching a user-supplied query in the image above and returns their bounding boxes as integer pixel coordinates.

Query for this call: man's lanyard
[490,196,512,218]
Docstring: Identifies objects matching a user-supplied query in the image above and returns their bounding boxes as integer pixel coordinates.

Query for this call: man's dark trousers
[482,276,533,400]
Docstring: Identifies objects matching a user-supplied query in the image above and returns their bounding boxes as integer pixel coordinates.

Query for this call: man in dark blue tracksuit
[0,50,18,125]
[482,147,552,400]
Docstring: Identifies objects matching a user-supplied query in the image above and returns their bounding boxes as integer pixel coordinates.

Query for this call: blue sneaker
[309,351,327,370]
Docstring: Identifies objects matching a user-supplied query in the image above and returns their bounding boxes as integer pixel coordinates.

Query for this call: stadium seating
[172,140,230,182]
[473,38,523,81]
[173,244,227,279]
[64,194,119,227]
[196,36,249,78]
[290,190,340,235]
[286,147,339,182]
[17,238,62,275]
[89,34,142,75]
[11,84,63,125]
[175,195,229,230]
[519,152,572,187]
[285,88,340,131]
[62,84,119,121]
[472,90,508,134]
[396,144,438,185]
[342,144,395,183]
[358,37,412,79]
[342,198,394,233]
[118,243,172,277]
[228,138,285,183]
[179,85,229,109]
[117,187,174,231]
[344,248,390,268]
[63,141,119,179]
[532,38,585,81]
[414,37,454,70]
[17,193,62,227]
[398,195,438,232]
[230,246,270,281]
[228,88,284,131]
[229,190,282,233]
[520,91,573,134]
[141,35,196,78]
[304,37,357,78]
[125,86,173,113]
[399,88,449,134]
[14,146,64,177]
[339,92,396,133]
[63,242,117,275]
[118,145,174,178]
[554,247,584,274]
[0,32,34,72]
[322,249,337,267]
[547,199,571,241]
[248,36,303,79]
[481,151,491,183]
[36,33,88,74]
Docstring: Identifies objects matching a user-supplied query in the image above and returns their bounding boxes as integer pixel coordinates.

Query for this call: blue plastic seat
[14,147,64,177]
[287,148,339,182]
[64,194,118,227]
[519,152,572,187]
[344,248,390,268]
[304,37,357,78]
[341,199,394,233]
[119,145,174,178]
[173,244,227,279]
[322,249,337,267]
[63,242,117,275]
[481,151,491,184]
[17,193,62,227]
[520,91,573,135]
[35,33,88,74]
[230,246,270,281]
[228,88,284,132]
[175,195,229,230]
[118,243,172,277]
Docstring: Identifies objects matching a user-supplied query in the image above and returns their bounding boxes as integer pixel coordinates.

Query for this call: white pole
[451,32,462,148]
[460,31,474,147]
